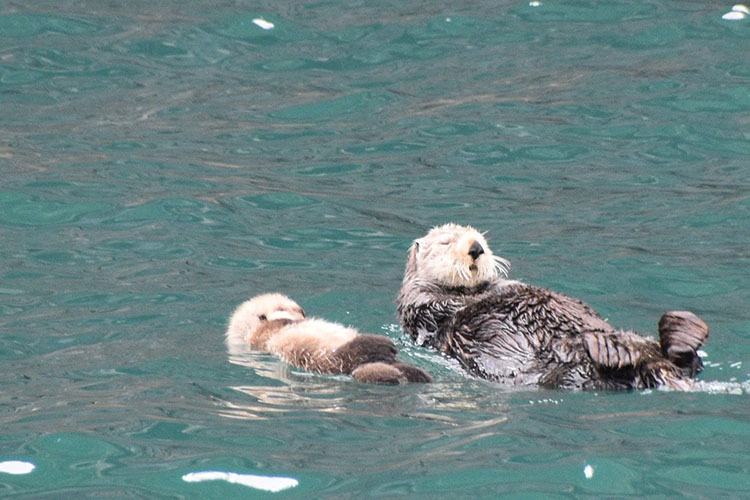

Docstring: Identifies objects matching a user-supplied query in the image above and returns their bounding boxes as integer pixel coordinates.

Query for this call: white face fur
[409,223,510,287]
[225,293,306,346]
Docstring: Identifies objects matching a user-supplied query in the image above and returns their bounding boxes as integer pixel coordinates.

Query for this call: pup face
[226,293,306,348]
[407,223,510,287]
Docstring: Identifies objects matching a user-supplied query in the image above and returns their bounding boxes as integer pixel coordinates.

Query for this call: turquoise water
[2,0,750,497]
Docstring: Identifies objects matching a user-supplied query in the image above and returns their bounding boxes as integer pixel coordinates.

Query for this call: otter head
[406,223,510,288]
[225,293,306,349]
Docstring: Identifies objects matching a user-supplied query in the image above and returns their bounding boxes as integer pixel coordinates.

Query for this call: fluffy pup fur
[227,293,432,385]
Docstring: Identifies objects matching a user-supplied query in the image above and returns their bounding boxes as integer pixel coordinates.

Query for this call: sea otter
[397,223,709,390]
[227,293,432,385]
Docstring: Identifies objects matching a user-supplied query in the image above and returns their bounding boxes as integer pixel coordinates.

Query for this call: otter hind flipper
[658,311,709,376]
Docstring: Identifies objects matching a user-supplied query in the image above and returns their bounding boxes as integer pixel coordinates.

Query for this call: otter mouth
[469,264,478,272]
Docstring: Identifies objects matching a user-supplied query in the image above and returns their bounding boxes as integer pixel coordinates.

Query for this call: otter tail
[658,311,709,377]
[335,334,433,384]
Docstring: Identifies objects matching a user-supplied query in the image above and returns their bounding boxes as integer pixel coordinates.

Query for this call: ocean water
[2,0,750,497]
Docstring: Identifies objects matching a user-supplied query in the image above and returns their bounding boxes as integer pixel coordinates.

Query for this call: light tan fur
[412,223,513,288]
[225,293,306,350]
[265,318,358,373]
[225,293,356,373]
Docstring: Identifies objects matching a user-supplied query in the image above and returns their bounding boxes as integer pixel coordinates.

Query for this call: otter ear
[406,242,419,270]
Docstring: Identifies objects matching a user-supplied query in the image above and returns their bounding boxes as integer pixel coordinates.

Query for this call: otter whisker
[492,255,511,278]
[459,266,471,283]
[453,263,468,285]
[449,264,457,283]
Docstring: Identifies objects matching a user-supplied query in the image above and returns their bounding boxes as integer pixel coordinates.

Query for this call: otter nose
[468,241,485,260]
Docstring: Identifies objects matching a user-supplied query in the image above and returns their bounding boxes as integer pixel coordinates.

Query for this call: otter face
[226,293,306,348]
[408,223,510,287]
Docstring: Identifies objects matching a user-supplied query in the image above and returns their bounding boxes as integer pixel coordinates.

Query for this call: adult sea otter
[397,223,709,390]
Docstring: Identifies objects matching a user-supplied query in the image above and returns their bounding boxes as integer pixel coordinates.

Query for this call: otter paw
[582,331,641,369]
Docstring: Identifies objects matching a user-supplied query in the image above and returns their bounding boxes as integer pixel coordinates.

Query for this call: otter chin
[397,223,710,391]
[226,293,432,385]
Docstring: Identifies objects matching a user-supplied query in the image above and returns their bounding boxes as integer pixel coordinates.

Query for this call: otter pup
[397,223,709,390]
[226,293,432,385]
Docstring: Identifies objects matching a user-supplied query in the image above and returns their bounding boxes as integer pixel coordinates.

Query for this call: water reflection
[222,341,515,429]
[222,351,352,420]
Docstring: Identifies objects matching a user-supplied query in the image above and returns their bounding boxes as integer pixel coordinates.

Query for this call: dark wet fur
[397,281,502,349]
[334,334,433,384]
[400,280,709,390]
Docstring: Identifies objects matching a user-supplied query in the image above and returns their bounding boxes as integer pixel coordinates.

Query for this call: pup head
[225,293,306,349]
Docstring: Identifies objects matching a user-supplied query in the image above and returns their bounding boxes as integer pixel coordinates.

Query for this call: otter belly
[439,285,709,390]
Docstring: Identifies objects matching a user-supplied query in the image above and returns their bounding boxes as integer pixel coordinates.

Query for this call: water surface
[2,0,750,497]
